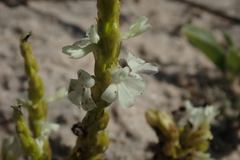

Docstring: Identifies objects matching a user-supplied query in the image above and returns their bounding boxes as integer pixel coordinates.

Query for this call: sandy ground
[1,0,240,159]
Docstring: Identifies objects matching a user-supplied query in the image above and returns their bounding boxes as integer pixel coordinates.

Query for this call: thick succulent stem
[67,0,121,159]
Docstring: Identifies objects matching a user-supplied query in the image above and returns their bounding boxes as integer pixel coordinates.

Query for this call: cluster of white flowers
[63,16,158,110]
[174,101,219,160]
[185,100,219,132]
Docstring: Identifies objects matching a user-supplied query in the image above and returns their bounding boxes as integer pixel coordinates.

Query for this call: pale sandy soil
[1,0,240,159]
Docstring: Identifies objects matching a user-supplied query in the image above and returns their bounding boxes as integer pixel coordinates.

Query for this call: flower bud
[146,108,179,141]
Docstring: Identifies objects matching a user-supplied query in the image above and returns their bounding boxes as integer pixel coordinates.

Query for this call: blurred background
[1,0,240,159]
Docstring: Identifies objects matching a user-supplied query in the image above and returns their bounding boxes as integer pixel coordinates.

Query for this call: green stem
[92,0,121,99]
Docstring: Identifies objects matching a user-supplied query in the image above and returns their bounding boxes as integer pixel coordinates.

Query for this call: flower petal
[77,70,95,88]
[108,66,120,75]
[35,137,44,153]
[86,24,99,43]
[62,45,82,56]
[73,38,90,46]
[41,122,59,138]
[189,107,205,131]
[68,79,78,93]
[124,77,146,95]
[133,24,151,37]
[62,43,98,59]
[204,105,219,124]
[81,89,97,111]
[101,82,118,103]
[118,81,135,108]
[129,72,142,79]
[68,70,96,109]
[119,67,130,79]
[35,121,59,153]
[68,91,81,108]
[127,51,145,65]
[119,16,151,42]
[129,16,148,31]
[111,67,122,80]
[68,79,82,108]
[126,51,158,79]
[132,62,158,75]
[70,43,98,59]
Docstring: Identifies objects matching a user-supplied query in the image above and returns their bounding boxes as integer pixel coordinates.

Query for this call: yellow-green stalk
[19,33,50,157]
[12,104,47,160]
[20,32,44,104]
[67,0,121,159]
[20,32,47,137]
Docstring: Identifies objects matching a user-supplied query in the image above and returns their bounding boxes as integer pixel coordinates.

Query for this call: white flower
[185,101,219,131]
[62,24,99,59]
[35,121,59,153]
[68,70,97,111]
[102,52,157,108]
[119,16,151,42]
[185,101,205,131]
[62,43,98,59]
[119,51,158,80]
[101,67,146,109]
[204,105,219,124]
[74,24,100,45]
